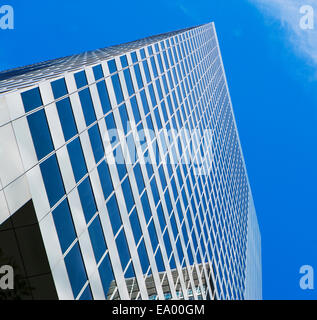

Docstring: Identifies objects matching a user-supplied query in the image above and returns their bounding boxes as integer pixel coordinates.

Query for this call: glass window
[163,231,172,257]
[131,52,138,63]
[97,161,113,200]
[64,242,88,298]
[116,229,131,271]
[27,109,54,160]
[99,254,115,298]
[140,49,146,59]
[148,84,157,107]
[111,74,124,105]
[126,133,136,164]
[51,78,68,99]
[141,192,152,223]
[148,220,158,251]
[120,55,128,68]
[88,124,104,163]
[67,137,87,183]
[150,57,158,78]
[129,208,142,244]
[122,177,135,213]
[118,103,130,135]
[142,60,151,83]
[78,177,97,223]
[105,112,119,148]
[133,163,145,194]
[96,81,111,115]
[88,215,107,263]
[130,96,141,124]
[133,64,144,90]
[107,194,122,235]
[21,87,43,113]
[56,97,77,141]
[156,204,166,232]
[156,54,164,74]
[113,145,127,180]
[140,90,149,115]
[123,68,135,97]
[150,178,160,206]
[154,108,162,130]
[40,155,65,207]
[155,79,163,101]
[93,64,104,80]
[108,59,117,73]
[74,71,88,89]
[52,199,77,253]
[78,88,97,126]
[79,285,93,300]
[155,248,165,273]
[137,240,150,274]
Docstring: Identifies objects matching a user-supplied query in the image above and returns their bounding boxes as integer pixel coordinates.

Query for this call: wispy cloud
[248,0,317,65]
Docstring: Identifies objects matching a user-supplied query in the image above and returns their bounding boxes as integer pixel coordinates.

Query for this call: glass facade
[0,22,261,300]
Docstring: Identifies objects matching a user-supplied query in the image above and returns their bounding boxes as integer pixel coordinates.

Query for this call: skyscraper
[0,22,261,300]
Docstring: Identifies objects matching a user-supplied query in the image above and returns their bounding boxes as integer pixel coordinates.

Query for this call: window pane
[129,208,142,244]
[52,199,76,253]
[74,71,88,89]
[108,59,117,73]
[116,229,131,271]
[120,55,128,68]
[97,161,113,200]
[88,215,107,263]
[78,88,96,126]
[67,138,87,183]
[64,242,88,298]
[51,78,68,100]
[111,74,124,105]
[130,96,141,124]
[122,177,135,214]
[96,81,111,115]
[133,163,145,194]
[88,124,104,163]
[56,97,77,141]
[78,177,97,223]
[123,68,135,96]
[99,254,115,298]
[40,155,65,207]
[107,194,122,235]
[27,109,54,160]
[93,64,104,80]
[21,87,43,112]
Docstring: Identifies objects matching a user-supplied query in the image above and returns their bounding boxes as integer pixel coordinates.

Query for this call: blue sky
[2,0,317,300]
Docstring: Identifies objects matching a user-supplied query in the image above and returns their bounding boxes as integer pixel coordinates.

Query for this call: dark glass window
[140,90,149,115]
[67,138,87,183]
[105,112,119,148]
[157,204,166,232]
[133,163,145,194]
[134,64,144,89]
[111,74,124,105]
[163,231,172,257]
[78,177,97,223]
[142,60,151,83]
[150,57,158,78]
[141,192,152,223]
[99,254,115,298]
[154,108,162,130]
[119,103,130,135]
[64,242,88,298]
[93,64,104,80]
[21,87,43,112]
[116,229,131,271]
[148,84,157,107]
[88,124,104,163]
[138,240,150,274]
[98,161,113,200]
[79,286,93,300]
[129,208,142,244]
[96,81,111,115]
[107,194,122,235]
[123,69,135,96]
[148,221,158,250]
[140,49,146,59]
[122,177,135,214]
[131,52,138,63]
[51,78,68,99]
[78,88,97,126]
[27,109,54,160]
[113,145,127,180]
[52,199,77,253]
[108,59,117,73]
[74,71,88,89]
[56,97,77,141]
[150,178,160,206]
[155,80,163,101]
[40,155,65,207]
[155,248,165,272]
[88,215,107,263]
[130,96,141,124]
[120,55,128,68]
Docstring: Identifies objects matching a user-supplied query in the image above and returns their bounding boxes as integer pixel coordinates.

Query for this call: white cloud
[248,0,317,65]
